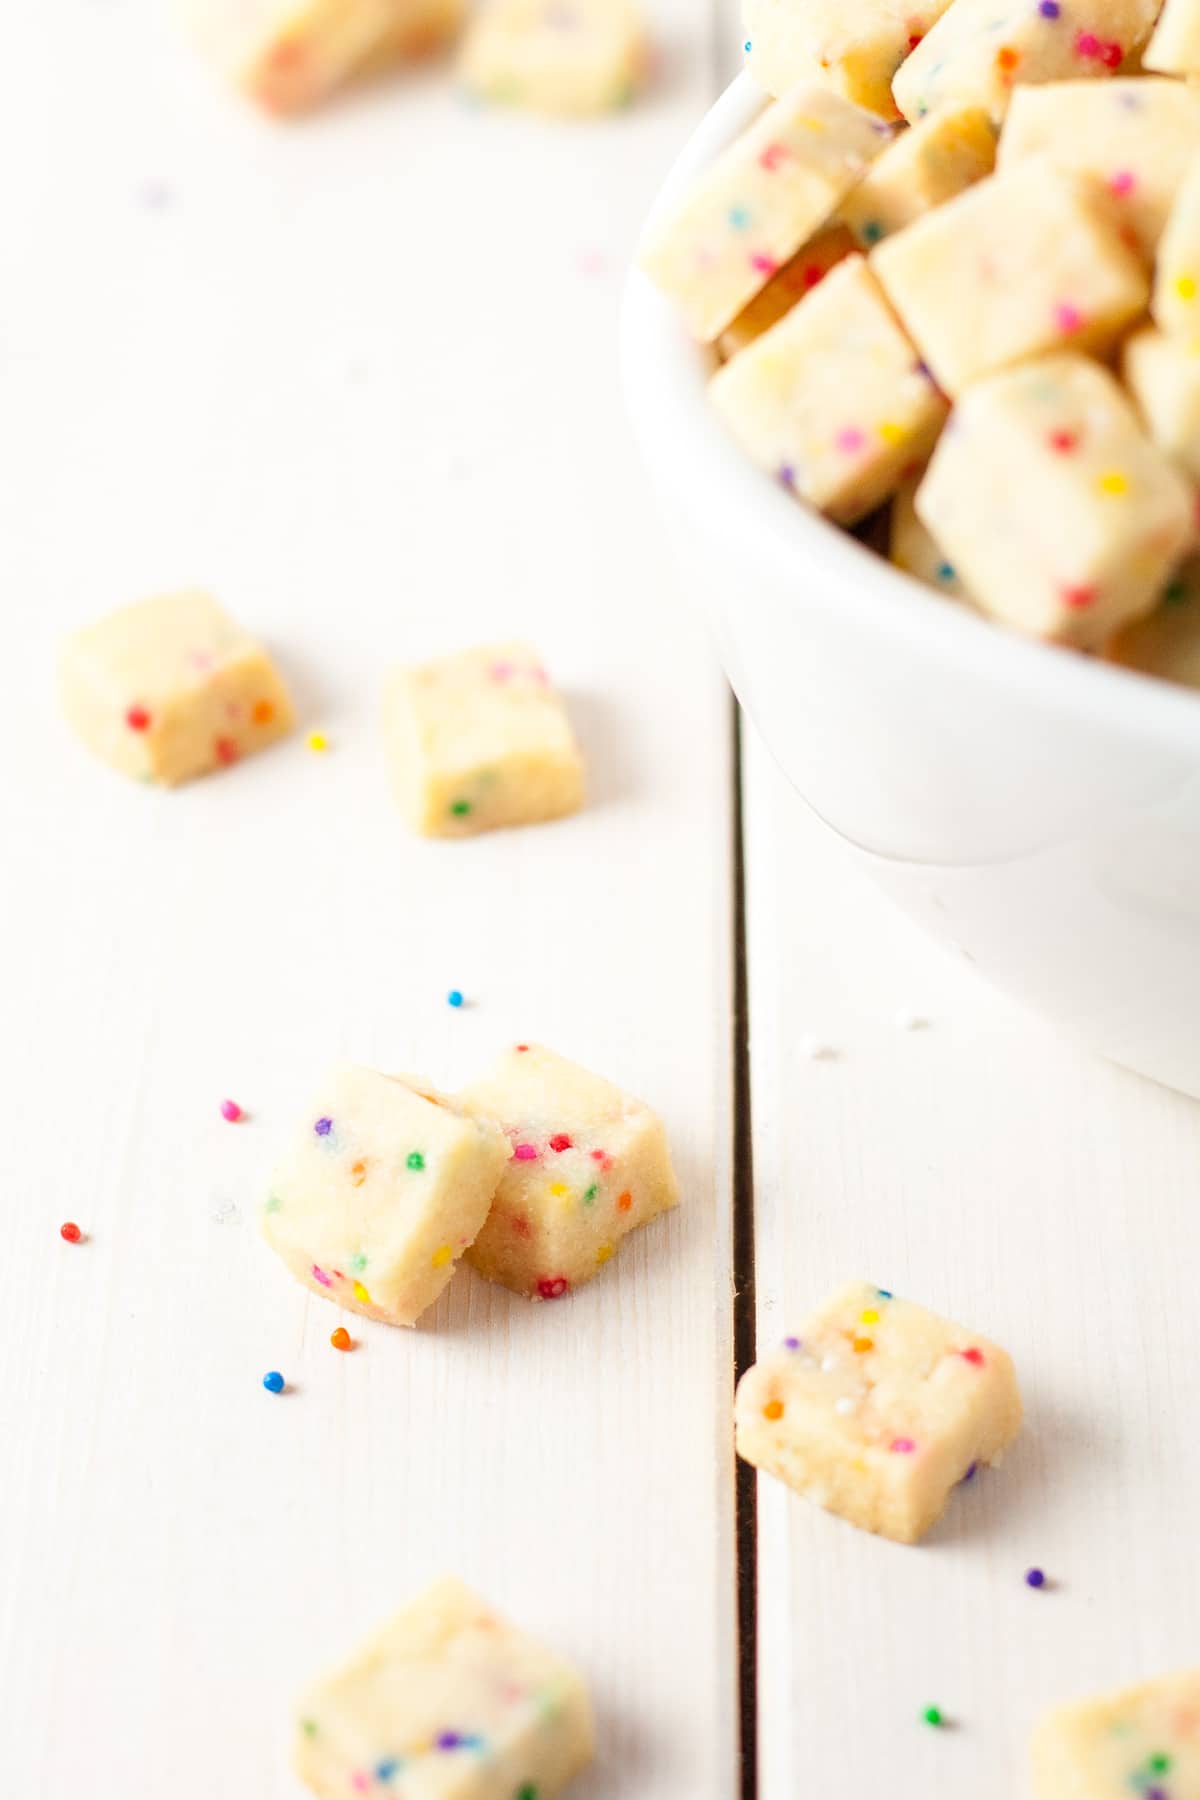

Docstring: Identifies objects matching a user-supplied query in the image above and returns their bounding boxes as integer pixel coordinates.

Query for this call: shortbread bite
[1154,149,1200,337]
[184,0,401,114]
[890,472,970,602]
[457,1043,679,1300]
[892,0,1161,125]
[384,642,584,837]
[60,590,294,787]
[1108,559,1200,686]
[998,79,1200,262]
[1124,324,1200,480]
[262,1067,510,1328]
[718,224,856,357]
[734,1283,1022,1544]
[458,0,648,114]
[357,0,466,66]
[872,159,1149,395]
[294,1579,594,1799]
[917,355,1195,647]
[1144,0,1200,75]
[639,83,891,342]
[840,102,996,248]
[1031,1668,1200,1800]
[743,0,958,118]
[710,254,947,526]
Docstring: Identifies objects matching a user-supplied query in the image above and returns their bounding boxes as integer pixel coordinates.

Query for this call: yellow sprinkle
[1176,274,1197,301]
[353,1281,371,1304]
[1098,471,1129,496]
[860,1308,880,1325]
[877,422,905,446]
[549,1183,568,1197]
[307,732,329,753]
[431,1245,453,1269]
[799,115,827,132]
[596,1243,614,1265]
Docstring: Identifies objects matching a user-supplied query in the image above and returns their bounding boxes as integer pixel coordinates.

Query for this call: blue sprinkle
[877,1288,894,1300]
[263,1371,285,1394]
[744,39,752,51]
[447,989,465,1008]
[936,561,956,583]
[729,205,751,230]
[376,1758,401,1780]
[862,220,884,245]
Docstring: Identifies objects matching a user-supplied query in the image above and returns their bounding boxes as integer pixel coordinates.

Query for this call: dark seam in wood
[731,696,758,1800]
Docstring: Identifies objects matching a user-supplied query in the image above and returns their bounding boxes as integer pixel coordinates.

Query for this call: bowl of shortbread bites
[623,0,1200,1098]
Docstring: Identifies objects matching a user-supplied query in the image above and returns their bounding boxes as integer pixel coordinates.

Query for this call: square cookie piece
[917,355,1195,647]
[1154,149,1200,338]
[1032,1668,1200,1799]
[744,0,958,118]
[60,590,294,787]
[998,79,1200,263]
[1108,558,1200,688]
[1124,324,1200,482]
[385,643,584,837]
[263,1067,510,1327]
[709,253,948,526]
[840,101,996,248]
[893,0,1160,126]
[1144,0,1200,75]
[639,83,892,343]
[872,158,1148,396]
[718,223,857,357]
[295,1578,594,1799]
[184,0,400,114]
[734,1282,1023,1544]
[457,1043,679,1300]
[458,0,648,113]
[890,472,971,603]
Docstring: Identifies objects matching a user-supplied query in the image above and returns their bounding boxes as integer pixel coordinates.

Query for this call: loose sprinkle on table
[220,1098,243,1123]
[1025,1567,1047,1589]
[263,1371,285,1394]
[447,989,465,1008]
[331,1327,352,1351]
[60,1221,82,1244]
[923,1707,945,1728]
[307,732,329,753]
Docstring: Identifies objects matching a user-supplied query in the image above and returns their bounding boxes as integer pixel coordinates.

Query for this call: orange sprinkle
[763,1399,785,1421]
[996,44,1019,70]
[852,1336,874,1354]
[617,1191,633,1213]
[330,1327,352,1351]
[350,1159,367,1187]
[252,698,275,724]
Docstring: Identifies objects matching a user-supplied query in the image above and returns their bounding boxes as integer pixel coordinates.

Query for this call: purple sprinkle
[1025,1567,1046,1589]
[1038,0,1060,17]
[1146,1789,1167,1800]
[314,1116,333,1136]
[961,1462,979,1484]
[914,359,935,382]
[435,1732,463,1752]
[784,1336,802,1350]
[778,464,797,489]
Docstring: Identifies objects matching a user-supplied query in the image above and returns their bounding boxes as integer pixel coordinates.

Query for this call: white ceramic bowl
[623,74,1200,1097]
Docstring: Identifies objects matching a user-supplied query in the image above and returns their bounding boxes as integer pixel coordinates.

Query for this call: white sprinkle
[821,1354,840,1373]
[894,1010,929,1032]
[834,1396,857,1416]
[798,1037,838,1061]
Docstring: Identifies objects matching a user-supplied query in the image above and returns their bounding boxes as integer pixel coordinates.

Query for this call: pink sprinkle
[1062,583,1098,610]
[532,666,550,685]
[220,1099,243,1123]
[750,252,778,275]
[890,1438,917,1454]
[351,1776,369,1794]
[1109,168,1136,196]
[513,1143,538,1162]
[490,660,514,682]
[759,142,788,171]
[1075,28,1101,56]
[576,247,607,276]
[312,1264,333,1287]
[1054,301,1084,334]
[836,426,866,453]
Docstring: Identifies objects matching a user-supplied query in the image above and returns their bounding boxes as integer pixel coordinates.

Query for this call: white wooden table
[2,6,1197,1798]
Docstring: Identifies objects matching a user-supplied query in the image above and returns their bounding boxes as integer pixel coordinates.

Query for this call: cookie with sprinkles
[743,0,959,118]
[262,1066,510,1327]
[458,0,650,116]
[1032,1667,1200,1798]
[183,0,414,115]
[456,1043,679,1301]
[734,1281,1023,1544]
[293,1578,594,1799]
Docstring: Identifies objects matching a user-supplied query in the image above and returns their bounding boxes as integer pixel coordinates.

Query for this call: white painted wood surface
[742,724,1200,1800]
[0,6,738,1796]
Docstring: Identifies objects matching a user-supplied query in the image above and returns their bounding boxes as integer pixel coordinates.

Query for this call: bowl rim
[621,72,1200,761]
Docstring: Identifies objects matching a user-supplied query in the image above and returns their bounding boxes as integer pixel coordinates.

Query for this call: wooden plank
[742,722,1200,1798]
[0,4,739,1794]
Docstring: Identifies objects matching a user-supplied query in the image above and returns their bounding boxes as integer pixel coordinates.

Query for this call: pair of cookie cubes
[262,1046,679,1325]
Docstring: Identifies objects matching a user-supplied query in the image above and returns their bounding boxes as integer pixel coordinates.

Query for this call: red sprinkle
[1101,38,1123,65]
[549,1134,573,1153]
[214,736,239,766]
[961,1347,986,1367]
[511,1215,532,1239]
[908,31,924,48]
[60,1222,82,1243]
[515,1044,530,1053]
[1062,584,1098,610]
[125,705,152,732]
[537,1276,569,1300]
[1048,428,1079,453]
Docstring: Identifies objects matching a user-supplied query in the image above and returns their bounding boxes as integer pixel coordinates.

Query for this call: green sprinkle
[301,1720,318,1739]
[351,1251,368,1273]
[923,1707,944,1728]
[1148,1753,1172,1774]
[264,1194,282,1213]
[862,220,885,245]
[450,799,472,817]
[1164,577,1190,606]
[407,1151,426,1171]
[583,1184,598,1204]
[515,1787,538,1800]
